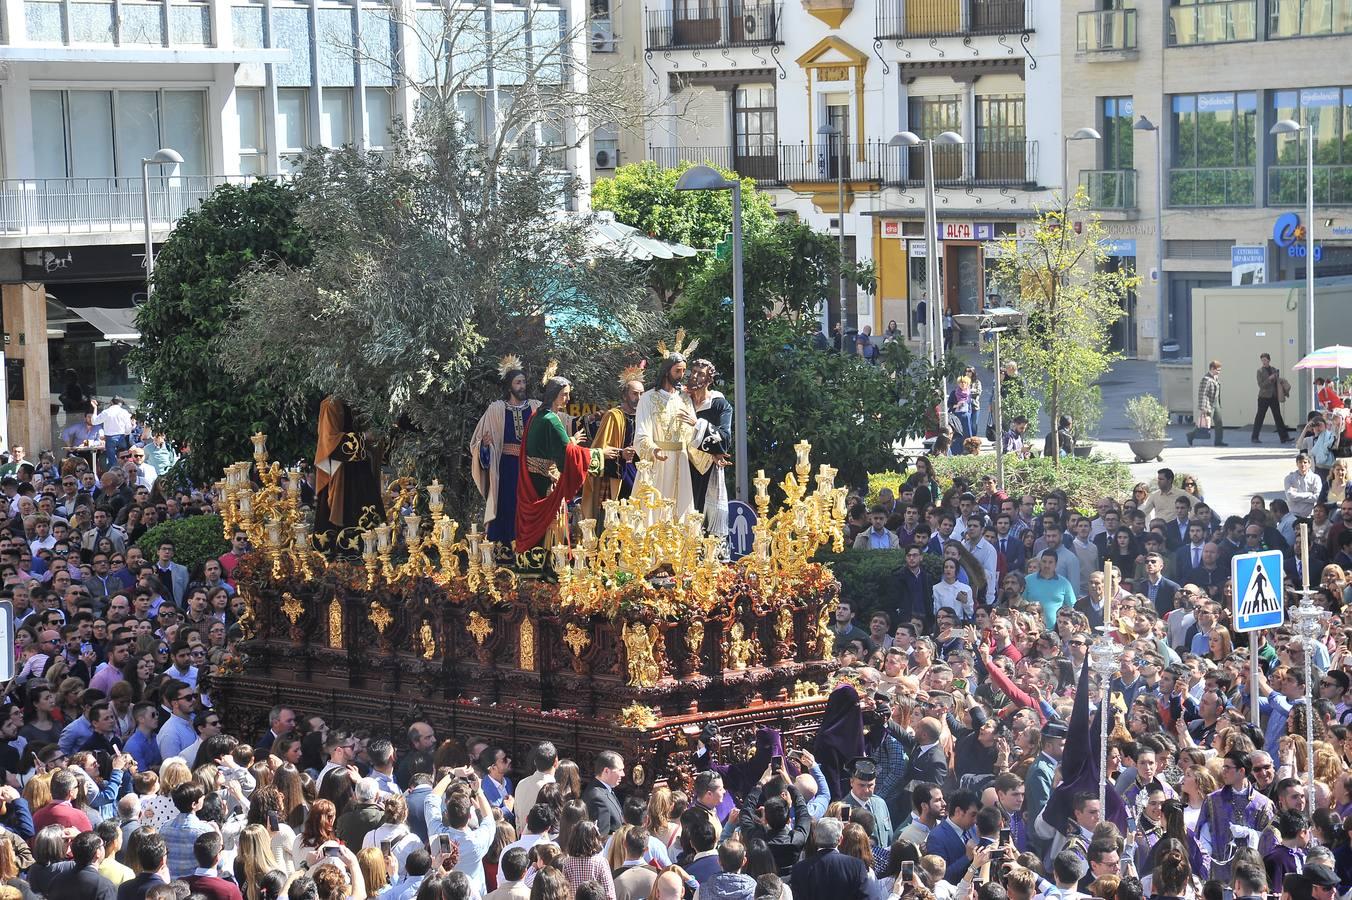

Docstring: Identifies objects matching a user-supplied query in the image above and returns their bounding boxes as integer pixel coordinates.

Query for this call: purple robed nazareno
[813,684,867,800]
[699,726,785,822]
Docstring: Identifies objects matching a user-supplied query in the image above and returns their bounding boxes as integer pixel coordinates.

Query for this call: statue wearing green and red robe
[514,377,604,552]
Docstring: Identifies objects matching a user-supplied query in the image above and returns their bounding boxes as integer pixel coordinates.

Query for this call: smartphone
[840,807,851,822]
[770,755,783,770]
[80,642,92,655]
[1000,827,1012,846]
[266,812,279,832]
[381,839,393,856]
[324,846,342,858]
[902,861,915,881]
[438,834,452,854]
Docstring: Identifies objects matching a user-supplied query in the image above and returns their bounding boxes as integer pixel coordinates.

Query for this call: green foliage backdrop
[135,515,228,576]
[130,181,317,483]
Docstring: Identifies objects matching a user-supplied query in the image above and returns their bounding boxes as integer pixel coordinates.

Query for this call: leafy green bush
[135,515,228,577]
[817,548,944,618]
[866,472,910,506]
[928,453,1133,509]
[1125,395,1169,440]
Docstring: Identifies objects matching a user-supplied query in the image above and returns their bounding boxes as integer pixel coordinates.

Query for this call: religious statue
[634,331,702,521]
[514,365,608,552]
[469,356,541,546]
[314,396,385,554]
[622,620,661,688]
[727,621,752,670]
[580,365,643,523]
[686,358,733,541]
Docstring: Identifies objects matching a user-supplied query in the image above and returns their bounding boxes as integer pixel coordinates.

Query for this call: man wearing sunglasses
[15,629,61,685]
[156,679,197,760]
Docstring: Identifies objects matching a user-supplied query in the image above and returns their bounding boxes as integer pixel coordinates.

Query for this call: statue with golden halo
[634,331,709,523]
[579,363,644,524]
[469,355,542,547]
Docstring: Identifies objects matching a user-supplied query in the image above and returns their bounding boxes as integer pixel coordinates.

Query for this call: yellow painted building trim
[795,36,869,160]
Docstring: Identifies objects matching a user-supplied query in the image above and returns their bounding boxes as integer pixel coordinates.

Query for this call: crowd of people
[2,358,1352,900]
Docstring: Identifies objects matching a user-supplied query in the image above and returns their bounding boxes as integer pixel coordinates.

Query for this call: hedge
[134,514,229,577]
[868,452,1133,512]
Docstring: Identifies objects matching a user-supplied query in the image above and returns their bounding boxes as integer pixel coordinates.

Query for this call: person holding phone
[424,766,497,895]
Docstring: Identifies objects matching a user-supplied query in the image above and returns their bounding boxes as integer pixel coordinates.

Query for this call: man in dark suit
[790,818,872,900]
[895,546,933,628]
[1172,520,1208,582]
[994,513,1026,575]
[255,705,297,753]
[898,716,949,788]
[1134,552,1179,617]
[581,750,625,836]
[926,789,980,881]
[53,831,116,900]
[1164,498,1194,550]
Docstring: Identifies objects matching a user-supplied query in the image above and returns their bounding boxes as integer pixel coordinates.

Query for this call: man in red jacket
[184,832,243,900]
[32,769,91,832]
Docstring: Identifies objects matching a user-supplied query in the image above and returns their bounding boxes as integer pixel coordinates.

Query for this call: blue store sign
[1273,212,1324,262]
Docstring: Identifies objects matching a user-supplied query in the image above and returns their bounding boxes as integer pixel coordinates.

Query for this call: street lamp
[1063,127,1101,205]
[953,305,1026,491]
[889,130,964,398]
[140,147,183,289]
[1272,117,1316,404]
[818,123,848,352]
[1133,116,1166,355]
[676,164,748,504]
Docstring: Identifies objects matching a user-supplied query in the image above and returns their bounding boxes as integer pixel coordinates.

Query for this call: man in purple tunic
[1196,750,1275,881]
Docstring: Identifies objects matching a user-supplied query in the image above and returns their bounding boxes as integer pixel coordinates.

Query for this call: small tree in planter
[1125,394,1171,462]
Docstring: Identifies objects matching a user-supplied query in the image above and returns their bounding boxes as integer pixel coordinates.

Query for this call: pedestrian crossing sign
[1232,550,1285,633]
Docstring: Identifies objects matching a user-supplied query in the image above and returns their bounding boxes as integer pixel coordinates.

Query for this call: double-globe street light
[675,165,748,503]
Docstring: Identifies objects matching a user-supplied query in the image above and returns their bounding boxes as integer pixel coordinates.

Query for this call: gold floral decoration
[369,603,392,635]
[616,702,659,729]
[519,618,536,671]
[328,599,343,649]
[563,623,591,656]
[631,764,647,786]
[281,592,303,625]
[467,611,493,646]
[775,608,793,644]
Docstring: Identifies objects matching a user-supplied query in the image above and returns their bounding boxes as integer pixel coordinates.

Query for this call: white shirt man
[961,517,998,604]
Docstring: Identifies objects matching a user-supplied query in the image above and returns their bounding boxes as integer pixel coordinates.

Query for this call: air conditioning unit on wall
[591,19,616,51]
[595,148,616,168]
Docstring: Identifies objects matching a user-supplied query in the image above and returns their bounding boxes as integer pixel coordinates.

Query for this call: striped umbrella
[1293,346,1352,370]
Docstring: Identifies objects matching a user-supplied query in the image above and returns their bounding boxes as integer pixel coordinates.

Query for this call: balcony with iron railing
[645,1,783,50]
[1168,166,1255,207]
[875,0,1028,40]
[647,140,1039,188]
[1081,169,1138,209]
[1077,8,1138,52]
[0,174,271,237]
[1268,164,1352,205]
[1167,0,1257,46]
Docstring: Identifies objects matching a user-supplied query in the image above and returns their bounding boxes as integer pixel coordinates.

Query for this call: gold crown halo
[656,327,699,360]
[497,354,523,380]
[540,359,559,387]
[617,363,646,388]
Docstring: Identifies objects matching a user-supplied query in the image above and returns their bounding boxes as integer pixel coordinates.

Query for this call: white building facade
[639,0,1063,343]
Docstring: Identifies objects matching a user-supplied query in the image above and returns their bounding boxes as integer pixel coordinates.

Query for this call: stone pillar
[1,282,52,454]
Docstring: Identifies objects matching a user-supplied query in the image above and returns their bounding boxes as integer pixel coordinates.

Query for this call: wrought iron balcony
[645,1,783,50]
[646,145,779,186]
[875,0,1029,41]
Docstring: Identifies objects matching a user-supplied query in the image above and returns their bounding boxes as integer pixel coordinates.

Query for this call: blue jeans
[103,434,130,471]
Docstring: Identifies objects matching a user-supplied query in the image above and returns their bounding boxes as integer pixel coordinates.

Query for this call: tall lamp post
[140,147,184,290]
[1272,118,1316,404]
[1133,116,1166,354]
[1063,127,1102,205]
[954,306,1026,491]
[889,130,964,404]
[818,123,849,351]
[676,165,748,503]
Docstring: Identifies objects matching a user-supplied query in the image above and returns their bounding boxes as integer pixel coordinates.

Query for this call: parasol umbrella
[1293,345,1352,371]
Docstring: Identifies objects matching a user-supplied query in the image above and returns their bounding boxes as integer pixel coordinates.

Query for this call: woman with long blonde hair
[1180,767,1217,834]
[236,824,282,900]
[356,846,390,895]
[645,786,680,850]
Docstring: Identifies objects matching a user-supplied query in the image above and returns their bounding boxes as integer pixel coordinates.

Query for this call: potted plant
[1125,394,1171,462]
[1063,387,1101,458]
